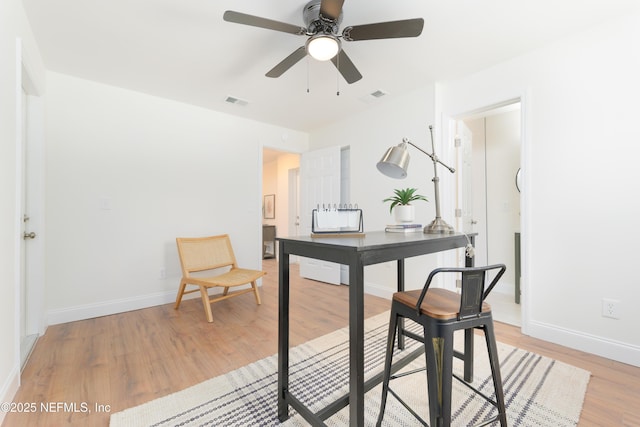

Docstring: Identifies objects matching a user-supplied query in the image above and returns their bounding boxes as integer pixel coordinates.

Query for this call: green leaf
[382,187,428,213]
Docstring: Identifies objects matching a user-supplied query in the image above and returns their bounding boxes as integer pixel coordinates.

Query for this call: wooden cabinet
[263,225,276,259]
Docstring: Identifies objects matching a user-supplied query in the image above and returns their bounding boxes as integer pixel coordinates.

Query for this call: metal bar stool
[376,264,508,427]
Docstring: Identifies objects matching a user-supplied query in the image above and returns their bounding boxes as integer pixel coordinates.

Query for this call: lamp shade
[306,34,340,61]
[376,143,410,179]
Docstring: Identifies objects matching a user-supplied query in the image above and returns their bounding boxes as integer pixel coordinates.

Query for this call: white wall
[0,0,45,421]
[310,85,450,296]
[310,12,640,367]
[440,13,640,365]
[44,72,308,324]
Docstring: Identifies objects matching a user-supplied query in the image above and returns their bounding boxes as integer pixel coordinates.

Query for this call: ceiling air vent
[224,95,249,107]
[359,89,389,104]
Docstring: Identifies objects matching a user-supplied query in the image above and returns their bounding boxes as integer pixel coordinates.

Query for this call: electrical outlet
[602,298,620,319]
[159,268,166,279]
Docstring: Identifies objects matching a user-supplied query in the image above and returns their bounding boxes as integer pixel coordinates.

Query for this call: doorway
[261,147,301,262]
[456,102,522,326]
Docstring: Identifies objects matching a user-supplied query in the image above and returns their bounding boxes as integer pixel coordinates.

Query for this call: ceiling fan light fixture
[306,33,340,61]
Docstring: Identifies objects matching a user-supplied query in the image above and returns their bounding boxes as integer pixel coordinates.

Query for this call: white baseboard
[364,282,394,300]
[46,284,256,325]
[0,364,20,425]
[521,320,639,367]
[46,291,176,325]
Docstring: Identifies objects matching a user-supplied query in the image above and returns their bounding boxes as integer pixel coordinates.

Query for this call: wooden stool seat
[393,288,491,320]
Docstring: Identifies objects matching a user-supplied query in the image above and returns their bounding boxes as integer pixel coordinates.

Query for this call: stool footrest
[386,387,429,427]
[453,373,501,410]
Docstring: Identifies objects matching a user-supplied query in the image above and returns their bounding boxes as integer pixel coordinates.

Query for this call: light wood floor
[4,259,639,426]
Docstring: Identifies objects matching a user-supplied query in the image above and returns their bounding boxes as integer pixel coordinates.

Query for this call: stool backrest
[416,264,506,320]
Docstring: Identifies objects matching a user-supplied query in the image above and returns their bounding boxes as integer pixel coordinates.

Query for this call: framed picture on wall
[264,194,275,219]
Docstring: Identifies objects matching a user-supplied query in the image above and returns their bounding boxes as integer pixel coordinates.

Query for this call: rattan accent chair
[376,264,508,427]
[175,234,265,322]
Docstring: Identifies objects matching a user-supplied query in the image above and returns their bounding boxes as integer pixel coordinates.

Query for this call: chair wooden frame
[175,234,265,322]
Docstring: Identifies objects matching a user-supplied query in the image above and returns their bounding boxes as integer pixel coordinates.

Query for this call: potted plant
[383,187,428,223]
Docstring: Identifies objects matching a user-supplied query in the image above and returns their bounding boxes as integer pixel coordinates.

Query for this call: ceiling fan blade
[266,47,307,78]
[330,49,362,84]
[343,18,424,41]
[223,11,306,35]
[319,0,345,21]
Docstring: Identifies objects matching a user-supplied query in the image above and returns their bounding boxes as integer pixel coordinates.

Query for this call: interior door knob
[470,220,478,225]
[23,231,36,240]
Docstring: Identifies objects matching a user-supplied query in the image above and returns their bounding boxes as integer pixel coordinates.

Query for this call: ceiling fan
[223,0,424,84]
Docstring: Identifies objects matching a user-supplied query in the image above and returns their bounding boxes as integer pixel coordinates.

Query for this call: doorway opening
[262,147,301,264]
[455,101,522,326]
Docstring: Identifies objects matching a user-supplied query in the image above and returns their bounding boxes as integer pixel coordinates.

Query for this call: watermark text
[1,401,111,413]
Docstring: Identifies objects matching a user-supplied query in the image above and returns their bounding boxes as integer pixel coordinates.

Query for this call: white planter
[394,205,415,223]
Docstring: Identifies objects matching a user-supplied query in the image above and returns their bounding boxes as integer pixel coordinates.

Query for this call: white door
[457,119,489,267]
[20,88,39,368]
[299,146,341,285]
[18,51,46,367]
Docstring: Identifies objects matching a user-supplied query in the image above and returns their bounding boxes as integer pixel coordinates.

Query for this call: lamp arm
[404,139,456,173]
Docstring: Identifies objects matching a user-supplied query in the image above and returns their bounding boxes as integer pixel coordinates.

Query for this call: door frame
[287,167,300,263]
[441,94,530,334]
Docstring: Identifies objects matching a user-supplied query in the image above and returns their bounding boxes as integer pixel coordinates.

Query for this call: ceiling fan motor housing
[303,0,342,34]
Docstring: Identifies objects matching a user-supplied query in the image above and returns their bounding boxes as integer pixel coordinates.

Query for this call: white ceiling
[23,0,639,132]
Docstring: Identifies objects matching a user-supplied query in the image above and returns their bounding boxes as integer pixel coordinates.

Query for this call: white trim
[14,37,24,390]
[47,292,180,325]
[519,89,532,336]
[0,366,20,425]
[364,281,393,300]
[527,320,640,368]
[45,284,258,325]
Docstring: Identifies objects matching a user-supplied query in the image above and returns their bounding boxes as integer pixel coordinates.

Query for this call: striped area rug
[110,312,590,426]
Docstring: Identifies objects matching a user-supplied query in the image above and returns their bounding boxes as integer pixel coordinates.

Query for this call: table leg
[277,249,290,421]
[464,235,475,382]
[397,259,405,350]
[349,258,365,427]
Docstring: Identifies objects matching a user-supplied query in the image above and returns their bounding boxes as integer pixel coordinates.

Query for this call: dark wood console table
[277,231,476,426]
